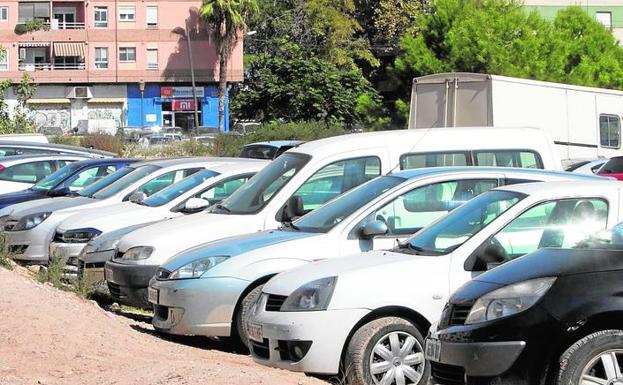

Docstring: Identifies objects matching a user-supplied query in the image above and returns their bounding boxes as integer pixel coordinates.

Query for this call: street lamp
[138,79,145,127]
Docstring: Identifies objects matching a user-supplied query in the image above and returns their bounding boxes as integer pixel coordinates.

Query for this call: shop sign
[161,87,204,99]
[171,99,196,111]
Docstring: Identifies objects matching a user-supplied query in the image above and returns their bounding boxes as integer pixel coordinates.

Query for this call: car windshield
[403,190,525,255]
[212,153,311,215]
[30,163,79,191]
[142,169,219,207]
[91,165,160,199]
[78,166,135,197]
[293,175,404,233]
[240,145,278,160]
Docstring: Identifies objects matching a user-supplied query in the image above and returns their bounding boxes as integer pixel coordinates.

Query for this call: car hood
[116,212,266,263]
[57,202,171,233]
[2,196,95,218]
[473,248,623,287]
[161,229,317,272]
[264,249,434,296]
[0,189,45,208]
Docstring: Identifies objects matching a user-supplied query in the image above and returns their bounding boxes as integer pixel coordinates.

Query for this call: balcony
[17,1,86,32]
[18,62,86,71]
[18,42,85,72]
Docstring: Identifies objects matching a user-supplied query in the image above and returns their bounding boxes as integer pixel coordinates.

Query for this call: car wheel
[235,284,264,348]
[344,317,428,385]
[558,329,623,385]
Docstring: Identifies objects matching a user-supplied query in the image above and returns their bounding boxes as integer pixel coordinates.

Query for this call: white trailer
[409,72,623,162]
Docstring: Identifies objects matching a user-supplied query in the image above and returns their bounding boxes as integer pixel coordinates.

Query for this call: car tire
[235,284,264,348]
[558,329,623,385]
[344,317,428,385]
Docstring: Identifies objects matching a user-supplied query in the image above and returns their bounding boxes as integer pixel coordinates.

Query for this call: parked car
[596,156,623,180]
[0,158,136,210]
[1,158,216,264]
[0,134,48,143]
[113,127,563,309]
[51,158,267,277]
[0,141,115,158]
[565,158,608,174]
[144,167,596,346]
[426,227,623,385]
[0,155,93,194]
[239,141,304,160]
[249,179,620,385]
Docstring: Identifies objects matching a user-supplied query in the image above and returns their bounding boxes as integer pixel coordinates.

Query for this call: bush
[122,140,212,158]
[211,121,347,157]
[80,134,123,155]
[48,136,82,146]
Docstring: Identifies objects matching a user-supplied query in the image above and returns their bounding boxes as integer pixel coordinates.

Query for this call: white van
[111,127,562,304]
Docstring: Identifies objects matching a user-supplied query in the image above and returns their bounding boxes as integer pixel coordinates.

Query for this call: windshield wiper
[395,241,427,255]
[281,221,300,231]
[212,204,231,214]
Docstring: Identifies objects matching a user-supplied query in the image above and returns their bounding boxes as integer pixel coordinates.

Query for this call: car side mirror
[279,195,306,222]
[465,243,508,271]
[359,220,388,239]
[47,186,71,197]
[128,191,147,204]
[183,197,210,213]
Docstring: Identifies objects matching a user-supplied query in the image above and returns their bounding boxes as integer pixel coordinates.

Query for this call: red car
[597,156,623,180]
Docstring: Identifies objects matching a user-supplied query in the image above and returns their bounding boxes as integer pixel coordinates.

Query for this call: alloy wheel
[580,349,623,385]
[369,331,425,385]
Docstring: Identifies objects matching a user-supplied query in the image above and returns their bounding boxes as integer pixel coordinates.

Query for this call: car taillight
[0,165,5,171]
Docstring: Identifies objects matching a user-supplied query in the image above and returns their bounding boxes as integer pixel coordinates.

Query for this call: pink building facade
[0,0,243,131]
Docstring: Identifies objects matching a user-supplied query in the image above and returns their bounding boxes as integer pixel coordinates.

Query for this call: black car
[427,240,623,385]
[0,158,137,210]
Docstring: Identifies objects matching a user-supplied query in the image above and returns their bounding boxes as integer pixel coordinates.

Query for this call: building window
[94,6,108,27]
[146,48,158,69]
[596,11,612,29]
[146,6,157,28]
[94,47,108,69]
[0,50,7,71]
[0,6,8,22]
[600,114,621,149]
[18,2,50,23]
[119,47,136,62]
[119,6,135,21]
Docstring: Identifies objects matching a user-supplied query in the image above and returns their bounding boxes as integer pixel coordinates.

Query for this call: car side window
[474,150,543,169]
[67,165,116,188]
[293,157,381,212]
[372,179,499,236]
[137,168,201,196]
[196,175,252,204]
[0,161,54,183]
[490,198,608,259]
[400,152,469,170]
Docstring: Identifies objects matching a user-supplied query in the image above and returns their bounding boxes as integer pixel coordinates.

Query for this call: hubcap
[580,349,623,385]
[369,331,425,385]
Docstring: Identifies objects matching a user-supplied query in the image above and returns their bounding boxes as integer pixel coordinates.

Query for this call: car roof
[0,154,91,164]
[496,179,621,196]
[0,140,116,157]
[195,157,269,173]
[71,158,139,167]
[131,157,268,169]
[244,140,304,148]
[392,167,606,181]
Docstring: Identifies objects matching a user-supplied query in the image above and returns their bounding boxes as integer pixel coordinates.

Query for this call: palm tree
[200,0,258,131]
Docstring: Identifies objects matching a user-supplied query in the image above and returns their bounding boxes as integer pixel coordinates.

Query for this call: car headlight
[167,256,229,280]
[281,277,337,312]
[60,228,102,243]
[465,277,556,324]
[13,212,52,231]
[118,246,154,262]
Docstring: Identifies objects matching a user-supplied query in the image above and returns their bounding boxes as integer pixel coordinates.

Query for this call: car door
[63,165,117,191]
[342,177,502,253]
[0,161,56,192]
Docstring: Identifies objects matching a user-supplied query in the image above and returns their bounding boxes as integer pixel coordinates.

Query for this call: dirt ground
[0,266,327,385]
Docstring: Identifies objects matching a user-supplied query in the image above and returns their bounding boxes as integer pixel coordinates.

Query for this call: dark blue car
[0,158,137,210]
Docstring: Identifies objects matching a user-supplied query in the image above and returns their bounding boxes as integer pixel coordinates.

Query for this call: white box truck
[408,72,623,162]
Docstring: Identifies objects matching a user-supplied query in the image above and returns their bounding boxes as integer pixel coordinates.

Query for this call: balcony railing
[18,62,86,71]
[50,20,86,30]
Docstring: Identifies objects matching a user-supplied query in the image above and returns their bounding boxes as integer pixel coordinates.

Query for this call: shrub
[80,134,123,155]
[121,140,212,158]
[48,135,82,146]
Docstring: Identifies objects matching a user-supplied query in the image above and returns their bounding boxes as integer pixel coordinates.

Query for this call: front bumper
[49,241,87,279]
[4,224,56,263]
[104,260,159,308]
[78,249,115,293]
[249,297,369,375]
[148,276,250,337]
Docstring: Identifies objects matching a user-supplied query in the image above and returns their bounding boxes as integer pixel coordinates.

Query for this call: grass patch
[0,234,15,270]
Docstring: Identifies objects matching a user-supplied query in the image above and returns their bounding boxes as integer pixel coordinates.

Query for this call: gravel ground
[0,266,327,385]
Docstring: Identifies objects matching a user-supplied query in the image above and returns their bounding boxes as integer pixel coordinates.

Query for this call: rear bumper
[105,260,158,308]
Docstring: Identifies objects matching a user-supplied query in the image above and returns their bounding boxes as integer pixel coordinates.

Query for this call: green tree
[200,0,259,131]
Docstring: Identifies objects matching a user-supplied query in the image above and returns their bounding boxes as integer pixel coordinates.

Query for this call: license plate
[425,338,442,362]
[148,287,159,304]
[247,321,263,343]
[104,267,113,282]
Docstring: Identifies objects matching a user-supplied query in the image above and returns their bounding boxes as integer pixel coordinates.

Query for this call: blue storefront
[127,84,230,131]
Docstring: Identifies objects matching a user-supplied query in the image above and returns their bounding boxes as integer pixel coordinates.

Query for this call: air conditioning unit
[66,86,91,99]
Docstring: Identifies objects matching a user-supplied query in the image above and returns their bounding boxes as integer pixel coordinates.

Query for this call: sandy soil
[0,266,327,385]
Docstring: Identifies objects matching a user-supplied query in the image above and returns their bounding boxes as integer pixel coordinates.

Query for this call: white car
[0,154,90,193]
[50,158,267,276]
[249,180,622,385]
[145,168,599,345]
[114,127,562,305]
[2,158,221,263]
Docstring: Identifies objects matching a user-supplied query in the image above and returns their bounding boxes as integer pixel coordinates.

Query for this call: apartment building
[0,0,243,132]
[525,0,623,44]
